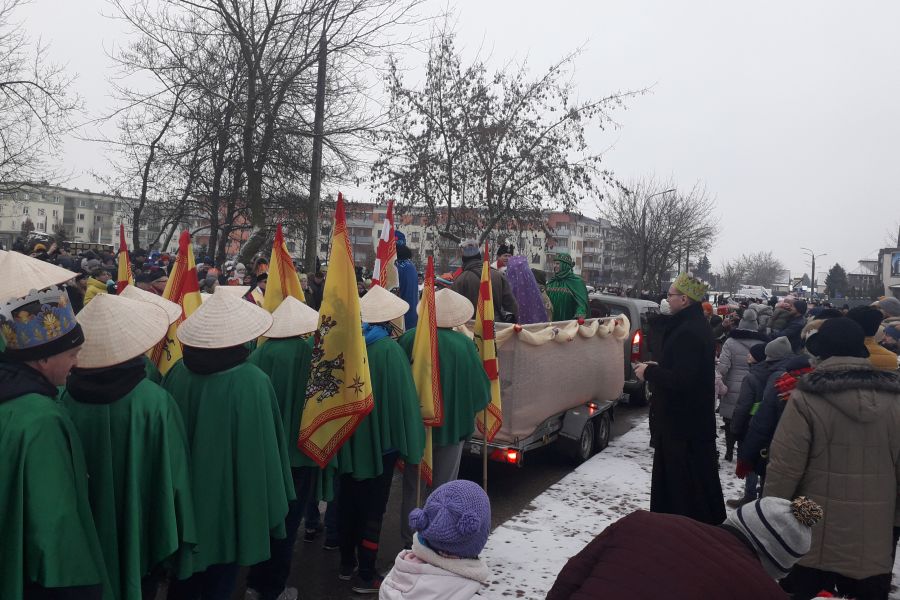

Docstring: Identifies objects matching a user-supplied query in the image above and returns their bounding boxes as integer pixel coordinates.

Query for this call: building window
[52,210,58,217]
[77,227,85,234]
[411,232,420,243]
[286,241,296,252]
[79,199,86,207]
[37,222,46,231]
[320,243,328,252]
[426,232,434,241]
[95,215,103,223]
[37,208,45,216]
[78,213,85,221]
[22,206,29,215]
[21,193,28,201]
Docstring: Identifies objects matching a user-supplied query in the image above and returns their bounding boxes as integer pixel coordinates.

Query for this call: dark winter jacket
[730,360,778,440]
[451,258,518,322]
[645,312,672,448]
[738,354,810,475]
[545,510,788,600]
[772,314,806,351]
[643,301,717,442]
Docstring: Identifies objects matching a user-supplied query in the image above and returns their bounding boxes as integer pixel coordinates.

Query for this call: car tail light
[630,330,642,363]
[489,448,521,464]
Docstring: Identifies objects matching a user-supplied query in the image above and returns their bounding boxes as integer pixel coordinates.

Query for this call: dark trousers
[166,563,240,600]
[338,452,399,580]
[781,565,891,600]
[23,583,103,600]
[651,437,726,525]
[722,417,736,459]
[245,466,317,600]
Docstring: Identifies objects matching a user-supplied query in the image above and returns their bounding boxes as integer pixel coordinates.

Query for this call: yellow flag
[148,230,202,375]
[475,243,502,441]
[116,223,134,294]
[298,193,374,468]
[410,256,442,485]
[263,223,306,312]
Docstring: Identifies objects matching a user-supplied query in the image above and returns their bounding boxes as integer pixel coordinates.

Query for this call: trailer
[462,316,629,466]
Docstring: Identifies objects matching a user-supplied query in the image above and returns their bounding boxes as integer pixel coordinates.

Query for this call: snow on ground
[477,414,900,599]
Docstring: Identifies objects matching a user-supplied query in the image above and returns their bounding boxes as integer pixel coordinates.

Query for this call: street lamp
[801,247,827,298]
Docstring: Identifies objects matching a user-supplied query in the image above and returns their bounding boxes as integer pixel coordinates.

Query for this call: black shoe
[351,575,383,594]
[323,539,340,551]
[338,563,358,581]
[303,524,324,543]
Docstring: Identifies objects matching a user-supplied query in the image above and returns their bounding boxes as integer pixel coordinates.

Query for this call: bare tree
[739,251,785,288]
[716,259,745,294]
[0,0,80,191]
[372,24,643,244]
[601,178,719,294]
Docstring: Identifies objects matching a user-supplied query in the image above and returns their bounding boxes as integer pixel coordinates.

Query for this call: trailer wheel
[594,412,611,452]
[574,421,595,464]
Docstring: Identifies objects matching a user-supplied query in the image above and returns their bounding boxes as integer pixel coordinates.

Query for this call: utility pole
[801,247,827,298]
[304,21,328,274]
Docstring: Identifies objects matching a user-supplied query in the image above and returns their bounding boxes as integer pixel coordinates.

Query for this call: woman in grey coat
[716,309,770,461]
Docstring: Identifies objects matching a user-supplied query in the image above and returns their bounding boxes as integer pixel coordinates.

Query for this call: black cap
[805,318,869,360]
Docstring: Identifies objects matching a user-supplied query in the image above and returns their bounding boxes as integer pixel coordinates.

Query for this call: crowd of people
[4,232,900,600]
[628,273,900,600]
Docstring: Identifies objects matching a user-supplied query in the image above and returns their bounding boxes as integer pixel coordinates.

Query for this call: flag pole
[482,241,490,492]
[417,436,425,508]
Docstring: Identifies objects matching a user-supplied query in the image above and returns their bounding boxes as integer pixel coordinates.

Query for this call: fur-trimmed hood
[728,328,770,342]
[796,356,900,423]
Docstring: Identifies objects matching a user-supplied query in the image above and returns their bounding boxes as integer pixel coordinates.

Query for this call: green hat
[554,252,574,266]
[673,272,708,302]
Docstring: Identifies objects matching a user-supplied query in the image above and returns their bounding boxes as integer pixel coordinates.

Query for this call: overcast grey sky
[17,0,900,278]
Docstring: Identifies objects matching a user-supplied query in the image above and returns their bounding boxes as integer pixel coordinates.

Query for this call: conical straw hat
[177,287,273,348]
[200,292,212,303]
[217,285,250,296]
[360,284,409,323]
[419,288,475,328]
[119,284,181,325]
[0,250,78,301]
[75,294,169,369]
[266,296,319,338]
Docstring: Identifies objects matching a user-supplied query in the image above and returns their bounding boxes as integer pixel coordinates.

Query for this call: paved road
[224,403,649,600]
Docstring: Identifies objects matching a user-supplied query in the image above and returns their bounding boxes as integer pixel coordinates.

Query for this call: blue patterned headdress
[0,285,84,361]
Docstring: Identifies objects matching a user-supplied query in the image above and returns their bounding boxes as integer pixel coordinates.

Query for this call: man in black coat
[635,272,725,525]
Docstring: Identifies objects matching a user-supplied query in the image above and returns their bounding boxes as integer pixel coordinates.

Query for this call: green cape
[249,336,336,500]
[144,355,162,384]
[61,379,197,600]
[547,264,589,321]
[337,337,425,479]
[162,361,294,571]
[397,328,491,448]
[0,393,111,599]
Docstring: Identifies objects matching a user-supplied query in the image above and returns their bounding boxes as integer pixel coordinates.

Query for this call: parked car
[588,293,660,405]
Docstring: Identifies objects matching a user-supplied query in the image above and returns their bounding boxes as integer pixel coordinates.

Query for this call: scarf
[183,344,250,375]
[0,362,58,403]
[363,322,391,346]
[67,356,147,404]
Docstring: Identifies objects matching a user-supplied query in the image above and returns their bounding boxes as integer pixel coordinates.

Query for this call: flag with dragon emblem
[298,192,374,467]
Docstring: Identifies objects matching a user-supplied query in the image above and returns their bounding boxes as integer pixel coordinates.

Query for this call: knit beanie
[875,296,900,317]
[805,317,869,360]
[408,480,491,558]
[725,496,823,579]
[749,343,767,363]
[765,336,793,362]
[846,306,884,337]
[792,300,808,316]
[738,308,759,331]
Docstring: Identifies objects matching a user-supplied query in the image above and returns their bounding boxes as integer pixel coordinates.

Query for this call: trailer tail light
[489,448,521,464]
[630,330,642,363]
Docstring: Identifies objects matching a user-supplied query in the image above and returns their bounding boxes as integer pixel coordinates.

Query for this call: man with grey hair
[451,238,518,322]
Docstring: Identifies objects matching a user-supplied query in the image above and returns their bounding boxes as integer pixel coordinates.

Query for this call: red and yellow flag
[263,223,306,313]
[148,230,202,375]
[299,193,374,468]
[372,200,398,290]
[116,223,134,294]
[475,242,502,441]
[410,256,442,485]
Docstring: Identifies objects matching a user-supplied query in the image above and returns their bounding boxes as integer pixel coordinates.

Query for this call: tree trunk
[304,27,328,274]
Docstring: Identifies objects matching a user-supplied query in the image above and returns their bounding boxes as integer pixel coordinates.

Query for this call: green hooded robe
[0,392,111,599]
[61,377,197,600]
[249,336,337,500]
[397,328,491,448]
[547,253,590,321]
[162,360,294,571]
[143,355,162,384]
[337,335,426,479]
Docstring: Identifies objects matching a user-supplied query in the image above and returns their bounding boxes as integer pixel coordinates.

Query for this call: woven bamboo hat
[0,250,79,301]
[119,284,181,325]
[217,285,251,297]
[360,284,409,323]
[75,294,169,369]
[266,296,319,338]
[419,288,475,328]
[177,288,272,348]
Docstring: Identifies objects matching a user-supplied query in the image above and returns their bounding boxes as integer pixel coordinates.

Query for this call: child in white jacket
[380,480,491,600]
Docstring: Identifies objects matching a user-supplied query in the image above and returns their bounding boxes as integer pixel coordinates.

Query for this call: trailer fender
[558,405,594,441]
